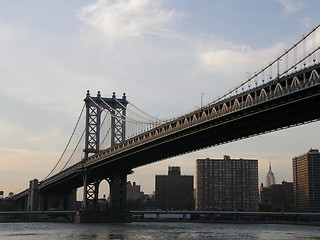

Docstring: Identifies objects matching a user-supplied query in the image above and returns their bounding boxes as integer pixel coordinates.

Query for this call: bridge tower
[83,90,128,159]
[78,91,131,222]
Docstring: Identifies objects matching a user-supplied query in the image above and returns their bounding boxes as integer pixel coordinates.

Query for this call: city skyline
[1,0,320,196]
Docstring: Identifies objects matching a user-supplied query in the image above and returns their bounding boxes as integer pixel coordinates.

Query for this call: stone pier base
[74,211,132,223]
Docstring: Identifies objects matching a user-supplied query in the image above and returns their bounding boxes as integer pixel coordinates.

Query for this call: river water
[0,222,319,240]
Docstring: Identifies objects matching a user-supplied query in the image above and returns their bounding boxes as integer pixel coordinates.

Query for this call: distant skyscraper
[126,181,143,200]
[292,148,320,212]
[196,155,259,211]
[155,166,194,210]
[266,161,275,187]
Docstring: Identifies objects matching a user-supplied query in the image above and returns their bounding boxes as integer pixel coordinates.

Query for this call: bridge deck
[14,63,320,195]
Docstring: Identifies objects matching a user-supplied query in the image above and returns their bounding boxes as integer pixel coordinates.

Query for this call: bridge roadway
[14,62,320,199]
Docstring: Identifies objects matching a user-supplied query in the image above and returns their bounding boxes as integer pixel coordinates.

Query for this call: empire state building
[266,161,275,187]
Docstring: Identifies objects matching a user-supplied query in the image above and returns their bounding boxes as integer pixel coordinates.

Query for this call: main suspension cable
[61,128,85,171]
[43,104,85,180]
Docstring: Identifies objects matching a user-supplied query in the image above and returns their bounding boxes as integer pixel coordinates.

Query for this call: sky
[0,0,320,197]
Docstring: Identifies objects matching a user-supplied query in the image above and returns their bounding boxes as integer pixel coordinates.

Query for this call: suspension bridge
[12,25,320,222]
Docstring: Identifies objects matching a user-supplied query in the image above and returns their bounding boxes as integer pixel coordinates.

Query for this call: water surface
[0,222,319,240]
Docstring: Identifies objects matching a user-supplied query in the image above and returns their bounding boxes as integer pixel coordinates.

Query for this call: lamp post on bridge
[277,58,282,80]
[201,93,205,108]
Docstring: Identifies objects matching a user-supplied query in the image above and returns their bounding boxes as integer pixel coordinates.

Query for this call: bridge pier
[27,179,39,211]
[104,172,132,223]
[42,190,76,211]
[108,173,128,212]
[75,171,131,223]
[81,173,101,211]
[26,179,77,211]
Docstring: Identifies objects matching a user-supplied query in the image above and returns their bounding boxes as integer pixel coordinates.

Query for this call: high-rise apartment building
[196,155,259,211]
[155,166,194,210]
[292,148,320,212]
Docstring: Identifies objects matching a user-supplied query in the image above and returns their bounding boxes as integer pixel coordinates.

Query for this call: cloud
[2,0,318,195]
[74,0,307,117]
[198,44,284,73]
[78,0,181,50]
[278,0,305,13]
[196,36,288,94]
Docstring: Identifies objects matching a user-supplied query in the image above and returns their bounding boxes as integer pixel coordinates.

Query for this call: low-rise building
[155,166,194,210]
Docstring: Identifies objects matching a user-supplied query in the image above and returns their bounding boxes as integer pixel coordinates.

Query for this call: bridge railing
[11,189,29,201]
[15,63,320,193]
[38,162,84,189]
[85,63,320,166]
[36,62,320,190]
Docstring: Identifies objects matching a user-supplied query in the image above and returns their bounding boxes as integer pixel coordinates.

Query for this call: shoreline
[0,210,319,226]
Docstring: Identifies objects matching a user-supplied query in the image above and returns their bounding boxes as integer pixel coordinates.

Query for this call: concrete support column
[38,192,44,211]
[108,173,128,212]
[27,179,39,211]
[66,189,77,211]
[82,173,89,210]
[42,190,76,211]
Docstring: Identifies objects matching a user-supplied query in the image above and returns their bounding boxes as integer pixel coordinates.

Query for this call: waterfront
[0,222,319,240]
